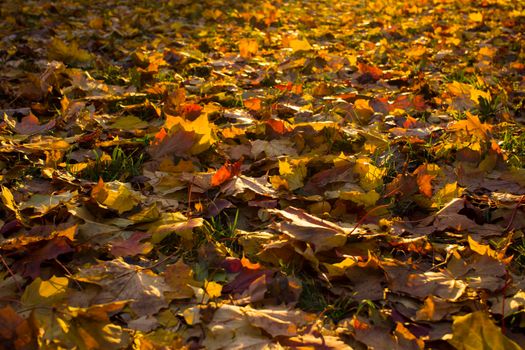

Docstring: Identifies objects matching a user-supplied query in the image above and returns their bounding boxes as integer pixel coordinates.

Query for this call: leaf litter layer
[0,0,525,348]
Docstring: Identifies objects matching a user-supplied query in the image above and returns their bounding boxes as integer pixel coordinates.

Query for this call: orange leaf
[275,82,293,91]
[417,173,435,197]
[403,116,418,129]
[181,103,203,119]
[244,97,262,111]
[239,38,259,58]
[152,128,167,144]
[266,119,291,134]
[358,62,383,80]
[448,112,492,140]
[241,255,261,270]
[211,159,242,187]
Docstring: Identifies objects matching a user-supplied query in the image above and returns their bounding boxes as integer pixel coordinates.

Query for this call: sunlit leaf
[449,311,521,350]
[91,179,143,214]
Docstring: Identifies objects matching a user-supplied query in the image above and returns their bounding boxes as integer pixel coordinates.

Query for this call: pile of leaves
[1,0,525,348]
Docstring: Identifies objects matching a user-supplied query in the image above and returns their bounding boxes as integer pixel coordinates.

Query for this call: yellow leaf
[447,81,491,107]
[21,276,68,307]
[354,99,374,123]
[478,46,496,59]
[204,280,222,299]
[109,115,148,130]
[270,175,289,190]
[147,212,203,243]
[322,258,357,277]
[468,236,506,261]
[448,112,492,140]
[239,38,259,58]
[353,158,385,191]
[183,306,201,325]
[164,109,217,155]
[340,190,380,207]
[449,311,521,350]
[347,54,357,67]
[406,45,427,58]
[308,201,331,215]
[0,186,18,214]
[278,158,308,191]
[431,182,463,208]
[91,180,143,214]
[288,39,312,52]
[128,204,160,223]
[469,12,483,22]
[48,37,93,66]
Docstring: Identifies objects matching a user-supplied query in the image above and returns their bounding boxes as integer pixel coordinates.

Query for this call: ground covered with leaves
[1,0,525,348]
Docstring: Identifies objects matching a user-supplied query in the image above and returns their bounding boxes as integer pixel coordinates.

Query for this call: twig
[0,253,22,293]
[505,195,524,231]
[54,258,83,290]
[348,204,390,235]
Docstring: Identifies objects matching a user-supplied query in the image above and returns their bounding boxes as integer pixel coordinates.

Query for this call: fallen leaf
[239,38,259,58]
[91,179,143,214]
[74,259,171,317]
[268,206,348,252]
[211,159,242,187]
[164,260,199,299]
[110,232,153,257]
[449,311,521,350]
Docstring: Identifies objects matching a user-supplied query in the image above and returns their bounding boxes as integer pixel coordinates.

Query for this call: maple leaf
[164,260,199,299]
[91,179,143,214]
[239,38,259,58]
[73,259,171,317]
[110,232,153,257]
[448,111,493,140]
[211,159,242,187]
[147,128,196,159]
[12,237,74,278]
[4,112,56,135]
[268,206,348,252]
[449,311,521,350]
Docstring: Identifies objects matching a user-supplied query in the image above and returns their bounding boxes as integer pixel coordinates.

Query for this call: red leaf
[403,116,418,128]
[220,257,242,273]
[152,127,167,144]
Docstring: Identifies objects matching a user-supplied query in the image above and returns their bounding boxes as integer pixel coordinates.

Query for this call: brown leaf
[268,206,348,252]
[73,259,171,317]
[147,129,196,159]
[110,232,153,257]
[13,237,74,279]
[4,113,56,135]
[384,261,467,301]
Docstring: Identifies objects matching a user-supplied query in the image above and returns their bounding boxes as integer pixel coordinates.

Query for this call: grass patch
[77,146,144,182]
[497,126,525,168]
[298,277,372,323]
[509,236,525,273]
[202,209,241,255]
